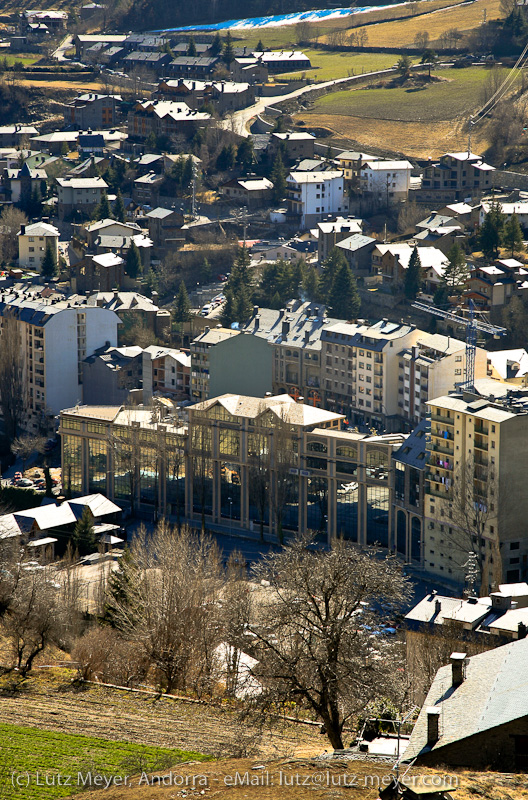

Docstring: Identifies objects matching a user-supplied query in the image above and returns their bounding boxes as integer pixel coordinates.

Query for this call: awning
[27,537,58,547]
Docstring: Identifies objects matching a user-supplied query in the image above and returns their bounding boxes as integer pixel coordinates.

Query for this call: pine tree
[271,150,287,204]
[113,189,126,223]
[237,137,255,170]
[303,265,321,302]
[41,239,57,279]
[223,31,235,65]
[256,38,264,51]
[235,282,252,323]
[72,507,98,557]
[201,257,212,284]
[479,200,505,258]
[174,280,191,324]
[404,245,422,300]
[504,213,524,256]
[441,242,469,295]
[320,247,347,301]
[211,32,223,56]
[187,35,197,56]
[221,288,237,327]
[93,190,112,221]
[328,262,361,320]
[125,241,142,279]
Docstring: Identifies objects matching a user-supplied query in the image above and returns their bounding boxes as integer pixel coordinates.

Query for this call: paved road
[51,34,73,61]
[222,66,398,136]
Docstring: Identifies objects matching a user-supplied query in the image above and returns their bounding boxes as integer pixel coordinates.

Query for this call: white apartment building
[0,286,119,433]
[320,320,487,431]
[286,170,347,228]
[359,159,413,205]
[18,222,60,269]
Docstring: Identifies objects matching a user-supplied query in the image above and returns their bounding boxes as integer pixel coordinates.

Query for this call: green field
[276,49,396,81]
[311,66,510,121]
[0,722,210,800]
[0,54,39,67]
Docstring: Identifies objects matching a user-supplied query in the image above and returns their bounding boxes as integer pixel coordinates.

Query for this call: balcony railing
[430,413,454,425]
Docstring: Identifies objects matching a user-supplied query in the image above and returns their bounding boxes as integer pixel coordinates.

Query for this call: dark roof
[392,418,428,470]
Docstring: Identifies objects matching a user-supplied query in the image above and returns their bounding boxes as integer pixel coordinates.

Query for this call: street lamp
[228,496,233,535]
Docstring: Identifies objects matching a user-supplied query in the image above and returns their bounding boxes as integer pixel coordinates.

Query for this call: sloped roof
[404,637,528,761]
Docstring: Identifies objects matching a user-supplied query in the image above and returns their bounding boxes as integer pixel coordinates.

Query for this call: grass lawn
[311,66,510,121]
[275,50,396,82]
[0,722,210,800]
[1,54,39,67]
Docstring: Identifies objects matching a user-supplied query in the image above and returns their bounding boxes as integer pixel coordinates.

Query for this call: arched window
[307,440,327,453]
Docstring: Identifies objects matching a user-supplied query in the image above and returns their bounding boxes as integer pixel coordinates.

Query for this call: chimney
[254,314,260,331]
[282,319,290,337]
[426,708,440,745]
[253,304,259,316]
[450,652,467,687]
[304,329,310,344]
[204,326,210,333]
[20,224,25,235]
[435,599,441,615]
[279,308,285,318]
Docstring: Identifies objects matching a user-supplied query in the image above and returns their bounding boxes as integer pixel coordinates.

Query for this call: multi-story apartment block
[59,393,413,552]
[359,159,413,205]
[190,326,241,401]
[56,176,108,221]
[0,286,119,434]
[424,389,528,590]
[127,100,212,144]
[417,151,495,204]
[335,150,379,187]
[316,216,363,263]
[82,345,143,405]
[142,345,191,401]
[319,320,487,430]
[63,93,122,129]
[286,170,347,227]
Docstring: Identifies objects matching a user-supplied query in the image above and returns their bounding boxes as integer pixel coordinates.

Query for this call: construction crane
[412,299,507,390]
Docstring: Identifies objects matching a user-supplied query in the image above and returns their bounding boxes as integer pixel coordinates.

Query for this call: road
[222,66,398,136]
[51,34,73,61]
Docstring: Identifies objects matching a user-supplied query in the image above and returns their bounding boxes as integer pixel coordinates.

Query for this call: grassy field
[0,54,39,67]
[320,0,502,49]
[312,66,508,121]
[0,722,208,800]
[277,50,397,81]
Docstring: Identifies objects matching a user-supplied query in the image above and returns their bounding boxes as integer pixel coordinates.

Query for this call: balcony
[431,429,453,441]
[474,437,488,451]
[430,413,454,425]
[426,483,453,499]
[429,441,454,456]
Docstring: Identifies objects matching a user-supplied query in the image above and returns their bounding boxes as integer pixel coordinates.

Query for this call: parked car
[17,478,34,488]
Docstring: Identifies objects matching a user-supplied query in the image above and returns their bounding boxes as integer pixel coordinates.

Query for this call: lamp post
[228,496,233,535]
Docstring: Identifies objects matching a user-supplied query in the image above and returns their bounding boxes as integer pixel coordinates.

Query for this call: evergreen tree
[271,150,287,204]
[41,239,57,279]
[303,264,321,302]
[237,137,255,171]
[433,283,450,308]
[72,507,98,557]
[223,31,235,65]
[221,288,237,327]
[125,241,142,279]
[183,155,195,187]
[211,32,223,56]
[235,282,252,322]
[504,213,524,256]
[404,245,422,300]
[320,247,347,301]
[328,262,361,320]
[94,190,112,221]
[216,144,236,171]
[200,257,212,284]
[479,201,505,258]
[187,35,197,56]
[113,189,126,223]
[174,280,191,324]
[441,242,469,295]
[144,266,159,297]
[256,38,264,51]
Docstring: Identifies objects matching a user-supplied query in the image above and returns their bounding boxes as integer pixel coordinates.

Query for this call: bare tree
[0,316,26,441]
[0,206,27,264]
[240,537,410,751]
[11,434,46,474]
[105,523,224,694]
[269,410,299,543]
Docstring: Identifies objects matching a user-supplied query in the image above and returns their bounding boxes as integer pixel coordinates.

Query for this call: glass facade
[220,461,241,521]
[219,428,240,458]
[193,457,213,517]
[307,476,328,532]
[88,438,107,495]
[63,434,82,494]
[366,485,389,547]
[336,481,358,540]
[139,445,158,506]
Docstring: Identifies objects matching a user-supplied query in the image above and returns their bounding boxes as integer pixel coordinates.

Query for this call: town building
[142,345,191,401]
[153,79,255,114]
[268,132,315,162]
[424,389,528,589]
[371,242,449,293]
[82,345,144,405]
[190,326,241,400]
[81,290,171,343]
[249,50,311,73]
[74,34,127,60]
[167,56,221,80]
[70,252,126,294]
[127,100,212,143]
[4,162,47,205]
[286,170,347,227]
[335,233,377,275]
[359,159,413,206]
[0,285,120,433]
[0,125,39,148]
[56,176,109,221]
[487,349,528,386]
[219,177,273,208]
[393,418,427,566]
[17,221,59,270]
[63,93,122,129]
[146,207,184,248]
[404,639,528,771]
[335,150,378,187]
[316,217,363,263]
[417,151,495,204]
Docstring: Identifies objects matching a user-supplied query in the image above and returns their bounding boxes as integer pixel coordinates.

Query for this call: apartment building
[320,320,487,431]
[268,132,315,162]
[17,221,59,270]
[286,170,347,227]
[63,93,122,129]
[359,159,413,205]
[82,345,143,405]
[56,176,108,221]
[0,286,119,434]
[335,150,378,187]
[190,326,241,401]
[154,79,255,114]
[142,345,191,402]
[127,100,212,143]
[424,389,528,589]
[417,151,495,203]
[316,217,363,263]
